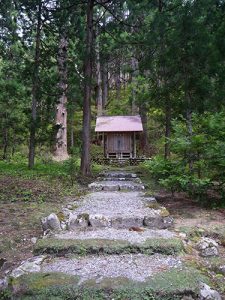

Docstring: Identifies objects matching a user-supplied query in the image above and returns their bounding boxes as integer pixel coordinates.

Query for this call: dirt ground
[0,175,81,279]
[156,191,225,230]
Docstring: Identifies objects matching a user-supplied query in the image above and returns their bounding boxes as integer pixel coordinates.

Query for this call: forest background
[1,0,225,206]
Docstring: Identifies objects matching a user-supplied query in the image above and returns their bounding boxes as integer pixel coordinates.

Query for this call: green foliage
[63,157,80,186]
[0,289,12,300]
[90,144,104,161]
[146,112,225,206]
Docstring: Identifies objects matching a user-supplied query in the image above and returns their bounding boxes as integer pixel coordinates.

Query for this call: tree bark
[102,61,108,112]
[96,26,103,116]
[28,1,42,169]
[186,102,194,173]
[131,56,139,115]
[70,126,74,148]
[53,29,69,161]
[3,126,8,160]
[115,58,121,99]
[140,104,148,155]
[80,0,94,176]
[164,100,171,159]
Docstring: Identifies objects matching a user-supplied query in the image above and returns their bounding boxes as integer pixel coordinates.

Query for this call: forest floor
[156,191,225,231]
[0,163,225,297]
[0,159,86,279]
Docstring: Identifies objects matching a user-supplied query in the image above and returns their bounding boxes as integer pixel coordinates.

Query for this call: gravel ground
[55,228,175,243]
[42,254,182,283]
[71,192,159,218]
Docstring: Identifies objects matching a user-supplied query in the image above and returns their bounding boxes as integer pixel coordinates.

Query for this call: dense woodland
[1,0,225,204]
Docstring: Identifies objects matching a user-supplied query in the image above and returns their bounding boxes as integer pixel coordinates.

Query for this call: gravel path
[55,228,175,243]
[71,192,158,218]
[42,254,182,283]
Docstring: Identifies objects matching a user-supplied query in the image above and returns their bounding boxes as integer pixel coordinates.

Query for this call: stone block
[89,214,111,228]
[143,215,174,229]
[68,213,89,230]
[41,213,61,233]
[196,237,219,257]
[111,216,143,229]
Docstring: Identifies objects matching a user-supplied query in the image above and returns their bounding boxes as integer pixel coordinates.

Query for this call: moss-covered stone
[178,226,205,240]
[159,208,170,217]
[34,237,184,256]
[77,213,89,221]
[178,224,225,244]
[10,267,209,300]
[204,257,225,274]
[207,225,225,242]
[56,212,66,222]
[146,202,161,209]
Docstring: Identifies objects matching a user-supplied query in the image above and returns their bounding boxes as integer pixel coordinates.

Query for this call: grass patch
[9,267,209,300]
[0,158,84,278]
[178,225,225,244]
[34,237,184,256]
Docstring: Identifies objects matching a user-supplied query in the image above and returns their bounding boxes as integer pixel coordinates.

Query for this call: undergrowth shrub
[145,112,225,207]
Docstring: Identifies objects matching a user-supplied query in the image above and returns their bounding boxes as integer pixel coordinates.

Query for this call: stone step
[34,228,183,256]
[97,177,142,183]
[10,255,208,299]
[99,171,138,179]
[88,180,145,191]
[65,192,173,230]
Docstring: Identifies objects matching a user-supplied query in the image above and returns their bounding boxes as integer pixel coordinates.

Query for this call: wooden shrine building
[95,115,143,159]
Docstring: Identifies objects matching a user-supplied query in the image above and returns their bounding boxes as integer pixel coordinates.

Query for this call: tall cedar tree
[80,0,94,176]
[28,1,42,168]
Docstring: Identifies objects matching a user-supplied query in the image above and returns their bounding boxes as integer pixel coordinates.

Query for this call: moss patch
[146,202,161,209]
[56,212,66,222]
[159,208,170,217]
[34,237,184,256]
[178,226,205,240]
[207,225,225,242]
[204,257,225,275]
[10,267,209,300]
[178,224,225,244]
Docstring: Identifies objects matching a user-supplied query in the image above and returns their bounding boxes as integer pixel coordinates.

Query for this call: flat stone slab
[89,180,145,191]
[97,177,142,183]
[54,227,175,243]
[99,171,137,179]
[67,192,173,229]
[34,235,183,256]
[10,265,209,299]
[42,254,182,283]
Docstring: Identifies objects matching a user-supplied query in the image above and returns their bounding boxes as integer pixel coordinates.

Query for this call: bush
[146,113,225,206]
[90,144,104,161]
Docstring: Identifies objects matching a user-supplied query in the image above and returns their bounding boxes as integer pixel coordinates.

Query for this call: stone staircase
[89,171,145,191]
[5,172,212,299]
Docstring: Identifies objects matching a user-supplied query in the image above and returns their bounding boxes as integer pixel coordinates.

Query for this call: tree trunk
[131,56,139,115]
[80,0,94,176]
[115,58,121,99]
[158,0,163,12]
[70,126,74,148]
[140,104,148,155]
[164,100,171,159]
[96,26,103,116]
[102,61,108,112]
[186,105,194,173]
[28,1,42,168]
[3,126,8,160]
[53,29,69,161]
